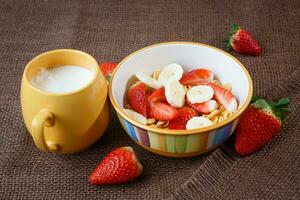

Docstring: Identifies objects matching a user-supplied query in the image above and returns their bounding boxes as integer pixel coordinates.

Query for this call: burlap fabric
[0,0,299,199]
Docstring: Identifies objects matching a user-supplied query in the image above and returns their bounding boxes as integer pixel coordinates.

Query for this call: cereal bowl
[109,42,253,157]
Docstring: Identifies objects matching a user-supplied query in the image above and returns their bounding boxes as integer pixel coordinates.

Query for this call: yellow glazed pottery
[21,49,109,153]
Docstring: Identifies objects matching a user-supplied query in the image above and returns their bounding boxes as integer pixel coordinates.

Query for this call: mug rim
[23,49,99,96]
[109,41,253,135]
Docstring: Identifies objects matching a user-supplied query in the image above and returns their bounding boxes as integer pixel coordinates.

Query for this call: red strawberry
[225,24,261,56]
[148,101,179,121]
[147,87,166,103]
[128,81,147,117]
[100,62,117,80]
[187,99,218,114]
[89,147,143,185]
[208,83,238,112]
[169,107,198,130]
[180,68,214,86]
[235,97,290,156]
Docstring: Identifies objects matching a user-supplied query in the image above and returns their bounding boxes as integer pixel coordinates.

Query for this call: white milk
[30,65,94,93]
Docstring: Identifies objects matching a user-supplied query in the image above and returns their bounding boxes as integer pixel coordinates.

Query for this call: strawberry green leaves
[251,96,290,121]
[224,24,240,51]
[276,98,290,107]
[273,98,290,120]
[230,24,240,35]
[253,99,270,109]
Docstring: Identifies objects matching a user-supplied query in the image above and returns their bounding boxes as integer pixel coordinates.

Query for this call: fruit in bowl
[124,64,239,130]
[109,42,253,157]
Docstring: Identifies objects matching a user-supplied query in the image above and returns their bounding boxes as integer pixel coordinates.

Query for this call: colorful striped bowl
[109,42,253,157]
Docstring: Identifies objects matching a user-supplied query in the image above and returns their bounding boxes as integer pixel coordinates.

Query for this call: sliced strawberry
[100,62,117,80]
[147,87,166,103]
[187,99,218,114]
[169,107,198,130]
[128,82,147,117]
[208,83,238,112]
[148,102,179,121]
[89,146,143,185]
[180,68,214,86]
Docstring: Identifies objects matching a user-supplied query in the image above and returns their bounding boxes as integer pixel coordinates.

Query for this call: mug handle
[32,109,59,151]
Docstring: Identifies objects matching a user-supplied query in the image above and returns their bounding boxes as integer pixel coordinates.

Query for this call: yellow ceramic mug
[20,49,109,153]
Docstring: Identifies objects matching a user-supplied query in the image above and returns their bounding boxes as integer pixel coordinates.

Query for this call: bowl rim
[109,41,253,135]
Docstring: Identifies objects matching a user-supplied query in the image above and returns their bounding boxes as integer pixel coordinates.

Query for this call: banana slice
[206,100,219,112]
[186,116,213,130]
[165,80,186,108]
[158,63,183,86]
[123,109,147,124]
[187,85,214,104]
[135,72,162,89]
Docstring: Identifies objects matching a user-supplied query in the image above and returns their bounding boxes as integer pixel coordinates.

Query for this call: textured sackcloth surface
[0,0,299,199]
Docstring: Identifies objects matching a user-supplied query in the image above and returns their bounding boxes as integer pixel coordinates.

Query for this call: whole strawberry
[89,147,143,185]
[100,62,117,80]
[225,24,261,56]
[235,97,290,156]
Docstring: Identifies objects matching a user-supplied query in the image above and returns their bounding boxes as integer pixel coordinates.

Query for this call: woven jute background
[0,0,299,199]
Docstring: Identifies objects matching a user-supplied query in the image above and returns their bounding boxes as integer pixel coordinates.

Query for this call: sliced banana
[158,63,183,86]
[135,72,162,89]
[187,85,214,104]
[165,80,186,108]
[186,116,213,130]
[123,109,147,124]
[206,100,218,112]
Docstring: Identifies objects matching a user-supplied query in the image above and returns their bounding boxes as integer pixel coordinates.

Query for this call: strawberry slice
[128,82,147,117]
[89,147,143,185]
[187,99,218,114]
[100,62,117,80]
[208,83,238,112]
[148,102,179,121]
[147,87,166,103]
[169,107,198,130]
[180,68,214,86]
